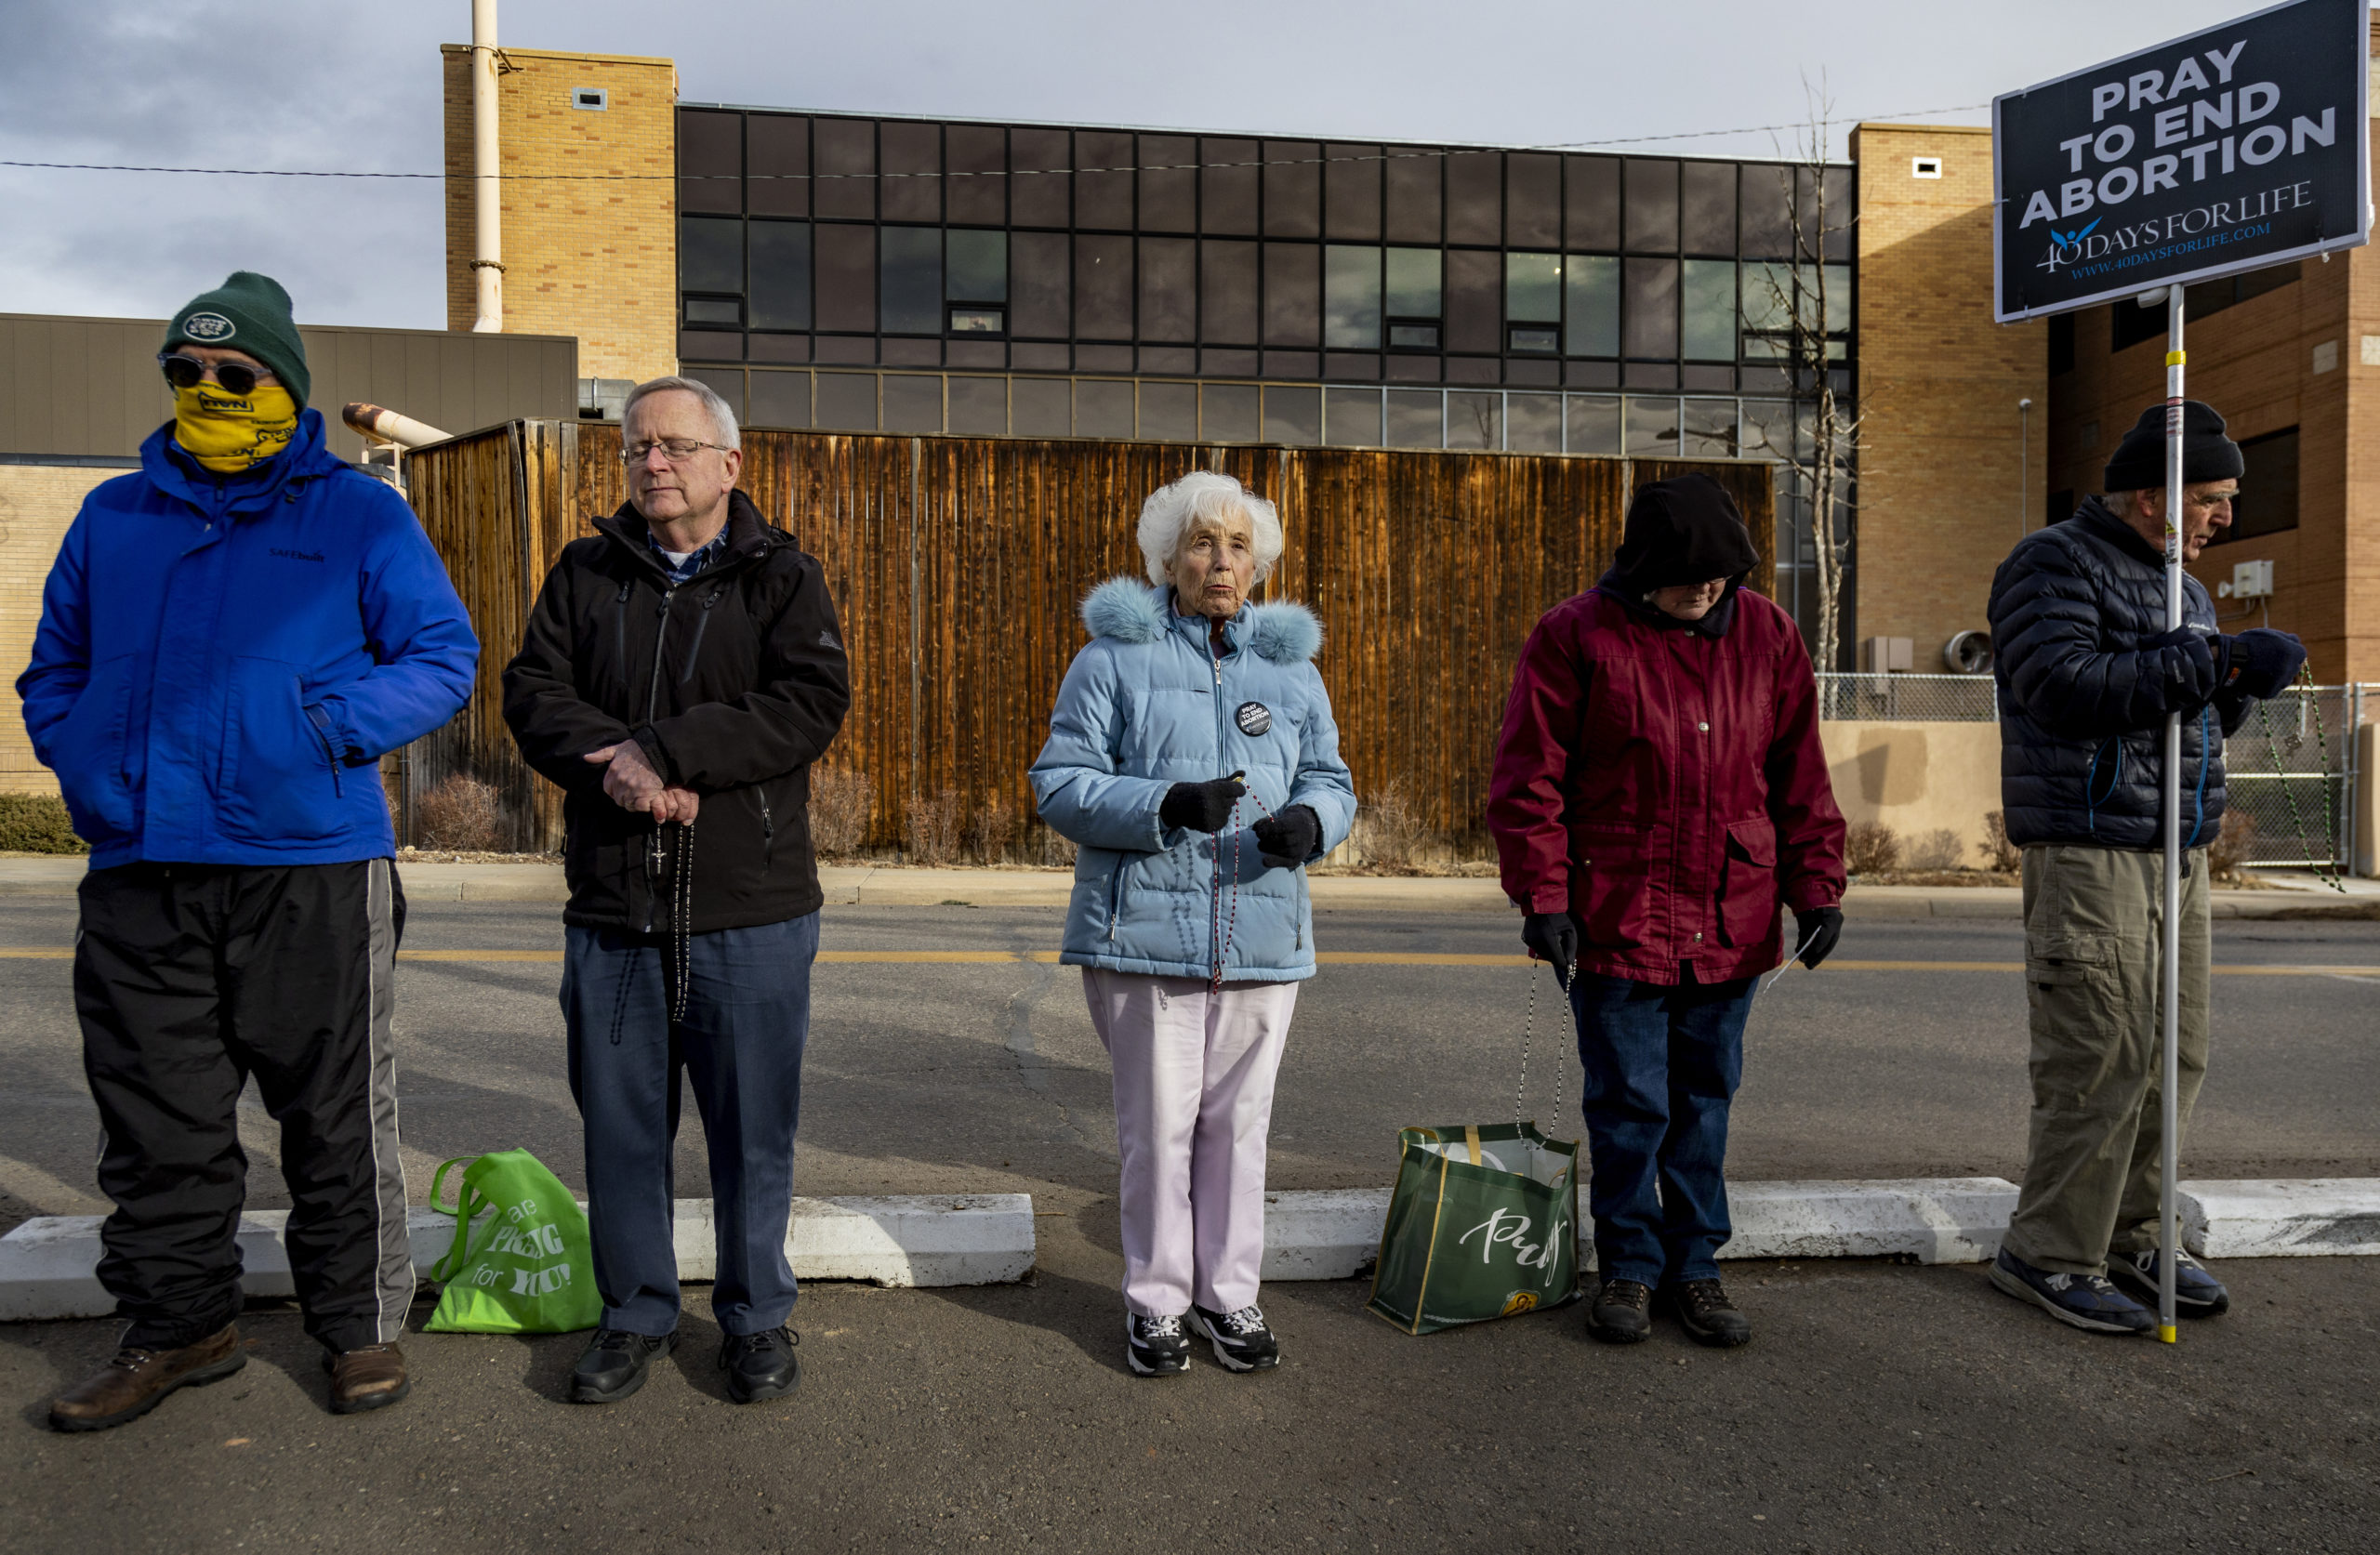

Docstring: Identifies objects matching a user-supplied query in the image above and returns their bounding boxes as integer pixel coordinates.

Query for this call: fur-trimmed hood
[1078,577,1322,664]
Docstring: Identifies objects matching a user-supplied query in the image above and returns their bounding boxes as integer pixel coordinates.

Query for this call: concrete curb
[2180,1179,2380,1258]
[0,1193,1035,1322]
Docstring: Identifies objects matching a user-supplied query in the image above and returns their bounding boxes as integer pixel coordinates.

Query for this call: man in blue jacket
[19,273,479,1430]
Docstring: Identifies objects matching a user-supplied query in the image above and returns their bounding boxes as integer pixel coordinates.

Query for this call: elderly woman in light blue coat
[1030,470,1355,1378]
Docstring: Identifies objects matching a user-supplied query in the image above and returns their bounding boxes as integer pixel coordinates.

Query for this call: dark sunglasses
[158,353,274,395]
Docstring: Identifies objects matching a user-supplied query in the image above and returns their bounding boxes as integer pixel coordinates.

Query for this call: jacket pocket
[1716,816,1779,949]
[218,657,349,844]
[47,653,138,842]
[1567,821,1653,950]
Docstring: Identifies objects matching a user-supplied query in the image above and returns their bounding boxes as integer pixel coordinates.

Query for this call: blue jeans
[562,913,816,1337]
[1569,970,1754,1287]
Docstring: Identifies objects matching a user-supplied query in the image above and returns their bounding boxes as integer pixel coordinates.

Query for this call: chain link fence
[2221,683,2366,868]
[1816,673,1998,722]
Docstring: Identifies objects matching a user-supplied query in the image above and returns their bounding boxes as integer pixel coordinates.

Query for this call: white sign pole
[2158,283,2185,1346]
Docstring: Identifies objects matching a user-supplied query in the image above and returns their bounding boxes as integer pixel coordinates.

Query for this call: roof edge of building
[437,43,675,66]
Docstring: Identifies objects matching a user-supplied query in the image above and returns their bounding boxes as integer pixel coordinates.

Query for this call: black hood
[1596,474,1759,637]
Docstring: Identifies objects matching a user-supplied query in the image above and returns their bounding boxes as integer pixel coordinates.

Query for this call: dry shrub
[0,793,86,854]
[1978,810,2023,874]
[808,769,873,859]
[1029,822,1078,868]
[965,796,1022,863]
[416,774,505,851]
[1351,778,1433,869]
[1844,819,1902,876]
[906,789,962,865]
[1907,827,1964,871]
[2209,808,2256,884]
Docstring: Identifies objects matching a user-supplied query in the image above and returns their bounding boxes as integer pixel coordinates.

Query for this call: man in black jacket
[503,376,850,1403]
[1984,402,2303,1336]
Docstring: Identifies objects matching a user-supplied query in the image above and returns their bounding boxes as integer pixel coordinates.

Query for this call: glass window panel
[1444,249,1501,354]
[681,216,743,294]
[1564,254,1619,358]
[813,225,876,333]
[1384,389,1443,448]
[1823,264,1852,335]
[1075,378,1134,438]
[1445,151,1502,245]
[1075,234,1132,338]
[1324,387,1381,446]
[881,374,943,432]
[1622,257,1679,359]
[1507,392,1561,452]
[1202,138,1259,234]
[1822,167,1855,262]
[1740,164,1792,257]
[1140,135,1196,232]
[1505,253,1561,323]
[1263,244,1319,348]
[678,110,741,216]
[948,306,1004,335]
[1681,259,1736,361]
[1680,162,1737,257]
[1263,141,1321,238]
[1383,150,1442,244]
[1624,160,1679,253]
[683,366,744,419]
[1567,394,1620,455]
[747,114,807,218]
[945,230,1006,303]
[1740,398,1795,463]
[1387,323,1441,350]
[748,369,810,428]
[684,298,741,326]
[1324,246,1382,349]
[1680,398,1737,458]
[748,221,812,331]
[1506,153,1560,248]
[1012,376,1071,437]
[1384,247,1442,321]
[1326,145,1382,240]
[1076,131,1134,229]
[1201,240,1260,343]
[815,371,877,430]
[1139,379,1197,441]
[1263,384,1320,445]
[879,121,940,222]
[1010,231,1069,337]
[1009,128,1070,226]
[1565,156,1620,250]
[945,124,1004,225]
[946,375,1006,435]
[1138,238,1195,342]
[1624,396,1679,455]
[879,226,942,335]
[1201,383,1260,442]
[813,118,875,221]
[1447,391,1501,450]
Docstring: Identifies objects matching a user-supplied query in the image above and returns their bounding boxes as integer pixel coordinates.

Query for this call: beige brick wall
[1852,125,2048,672]
[443,45,679,384]
[0,464,122,797]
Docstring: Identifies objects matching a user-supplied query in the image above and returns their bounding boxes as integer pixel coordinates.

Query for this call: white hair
[1136,471,1283,586]
[622,375,742,452]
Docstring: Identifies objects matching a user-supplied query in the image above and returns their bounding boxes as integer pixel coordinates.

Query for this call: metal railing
[1816,672,1998,723]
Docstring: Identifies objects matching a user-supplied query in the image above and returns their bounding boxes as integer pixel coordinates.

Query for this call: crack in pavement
[998,944,1111,1160]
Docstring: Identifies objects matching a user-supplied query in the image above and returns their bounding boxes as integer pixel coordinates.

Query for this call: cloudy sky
[0,0,2283,329]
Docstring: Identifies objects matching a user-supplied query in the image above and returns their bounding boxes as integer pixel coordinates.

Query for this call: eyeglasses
[158,354,274,395]
[621,437,732,466]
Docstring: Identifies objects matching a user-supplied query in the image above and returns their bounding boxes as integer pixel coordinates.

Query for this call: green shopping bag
[422,1149,601,1334]
[1365,1122,1581,1335]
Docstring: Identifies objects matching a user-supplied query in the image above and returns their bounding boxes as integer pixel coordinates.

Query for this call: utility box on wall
[1860,637,1914,674]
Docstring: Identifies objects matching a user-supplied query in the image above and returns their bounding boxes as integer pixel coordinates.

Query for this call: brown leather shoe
[324,1342,411,1415]
[49,1322,245,1433]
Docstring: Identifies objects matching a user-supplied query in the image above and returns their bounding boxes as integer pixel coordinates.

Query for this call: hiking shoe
[720,1326,800,1403]
[569,1328,675,1403]
[1989,1248,2153,1335]
[323,1342,411,1415]
[49,1322,245,1433]
[2109,1248,2231,1317]
[1126,1311,1190,1377]
[1669,1279,1752,1348]
[1190,1303,1280,1372]
[1588,1278,1652,1344]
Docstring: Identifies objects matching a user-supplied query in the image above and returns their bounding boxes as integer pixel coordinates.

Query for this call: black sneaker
[1189,1303,1280,1372]
[719,1326,801,1403]
[1125,1312,1190,1377]
[1588,1278,1652,1344]
[2108,1248,2231,1317]
[1988,1248,2153,1335]
[569,1328,675,1403]
[1668,1278,1752,1348]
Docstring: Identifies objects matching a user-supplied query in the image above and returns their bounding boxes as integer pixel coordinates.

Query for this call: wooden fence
[399,422,1776,855]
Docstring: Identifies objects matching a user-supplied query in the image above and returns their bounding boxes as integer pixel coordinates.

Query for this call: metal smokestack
[470,0,504,333]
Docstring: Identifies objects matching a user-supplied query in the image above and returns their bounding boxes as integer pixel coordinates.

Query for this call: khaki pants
[2001,844,2210,1276]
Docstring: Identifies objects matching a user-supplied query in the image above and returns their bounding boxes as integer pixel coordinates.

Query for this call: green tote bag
[423,1149,601,1335]
[1365,1122,1582,1336]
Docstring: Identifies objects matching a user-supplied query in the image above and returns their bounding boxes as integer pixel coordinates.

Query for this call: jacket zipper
[680,585,726,683]
[760,799,774,871]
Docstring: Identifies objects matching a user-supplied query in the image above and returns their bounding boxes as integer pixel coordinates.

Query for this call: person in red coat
[1488,474,1846,1350]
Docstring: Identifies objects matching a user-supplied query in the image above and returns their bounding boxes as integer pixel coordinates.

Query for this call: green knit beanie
[163,271,311,409]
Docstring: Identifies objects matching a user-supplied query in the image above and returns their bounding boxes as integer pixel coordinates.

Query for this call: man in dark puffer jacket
[1983,401,2304,1336]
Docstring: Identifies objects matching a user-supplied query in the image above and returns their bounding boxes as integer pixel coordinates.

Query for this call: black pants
[75,860,411,1352]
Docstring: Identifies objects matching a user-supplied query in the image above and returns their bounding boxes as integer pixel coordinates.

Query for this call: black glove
[1791,906,1844,970]
[1158,776,1247,833]
[2219,627,2307,701]
[1251,804,1320,869]
[1520,912,1579,981]
[2142,626,2219,703]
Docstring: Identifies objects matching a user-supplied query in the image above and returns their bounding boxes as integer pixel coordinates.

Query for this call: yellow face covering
[172,381,298,473]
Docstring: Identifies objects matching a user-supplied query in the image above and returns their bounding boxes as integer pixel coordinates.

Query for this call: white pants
[1082,969,1300,1318]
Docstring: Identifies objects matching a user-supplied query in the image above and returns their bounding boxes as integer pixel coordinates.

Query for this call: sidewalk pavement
[1,856,2373,917]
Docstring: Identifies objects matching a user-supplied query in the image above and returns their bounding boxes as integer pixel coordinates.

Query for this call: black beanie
[1607,474,1761,593]
[163,271,311,408]
[2101,401,2242,492]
